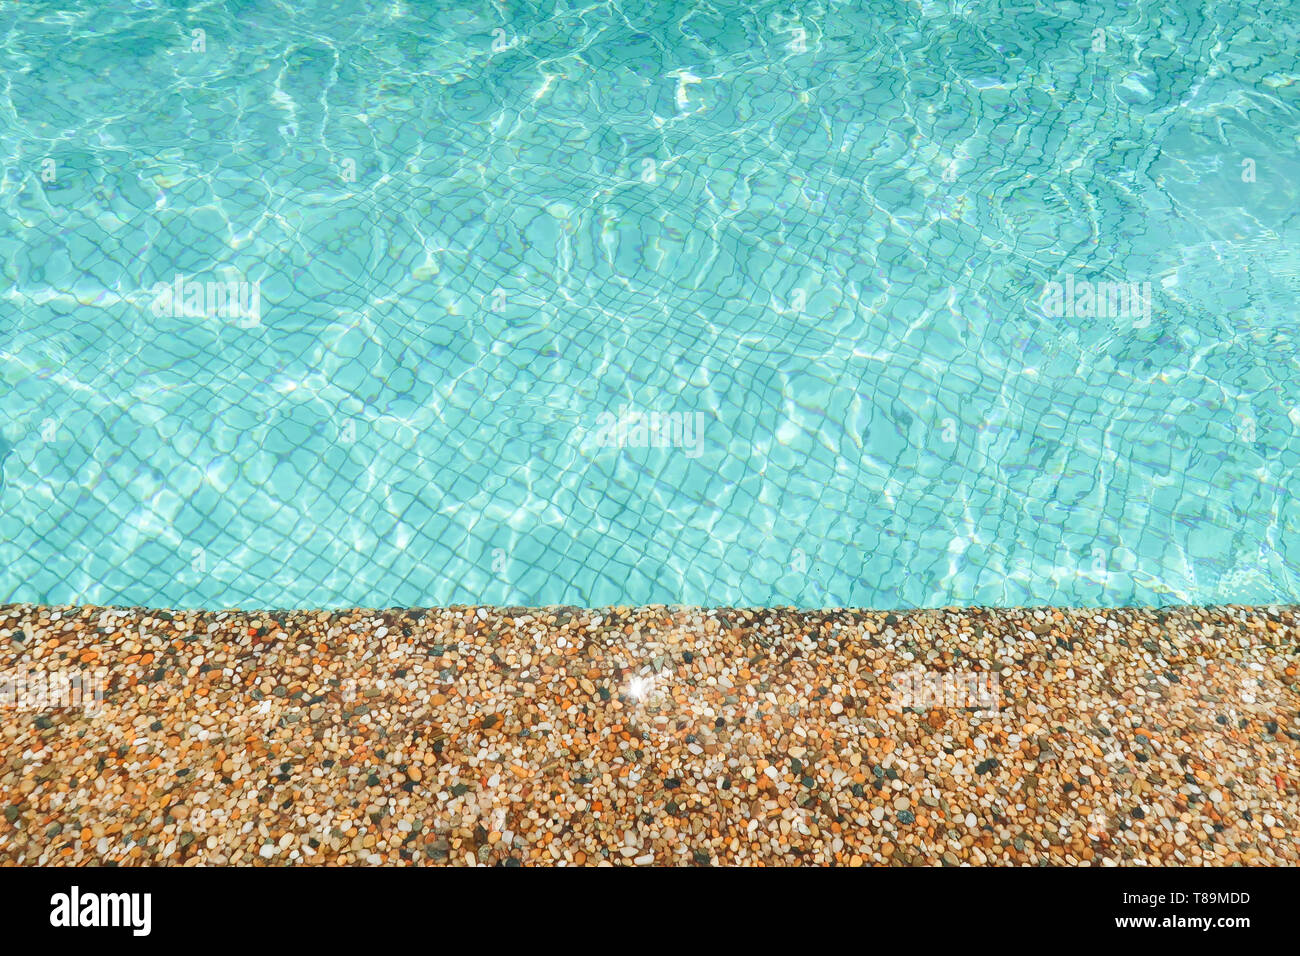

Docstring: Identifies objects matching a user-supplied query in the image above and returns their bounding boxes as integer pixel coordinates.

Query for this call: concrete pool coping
[1,603,1296,865]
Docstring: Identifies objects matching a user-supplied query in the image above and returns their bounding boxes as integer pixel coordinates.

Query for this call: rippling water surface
[1,0,1298,609]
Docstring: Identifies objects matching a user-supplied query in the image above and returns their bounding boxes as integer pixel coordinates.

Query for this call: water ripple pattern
[1,0,1298,609]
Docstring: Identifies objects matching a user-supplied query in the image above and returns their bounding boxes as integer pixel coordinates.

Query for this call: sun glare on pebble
[626,674,654,702]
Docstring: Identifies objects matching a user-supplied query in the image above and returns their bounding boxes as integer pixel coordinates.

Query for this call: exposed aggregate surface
[1,603,1297,866]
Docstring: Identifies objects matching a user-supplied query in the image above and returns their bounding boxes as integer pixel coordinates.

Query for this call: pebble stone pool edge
[1,602,1296,866]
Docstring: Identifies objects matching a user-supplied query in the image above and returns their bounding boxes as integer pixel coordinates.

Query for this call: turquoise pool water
[2,0,1298,610]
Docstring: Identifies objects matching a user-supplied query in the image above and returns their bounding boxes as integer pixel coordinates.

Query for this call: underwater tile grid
[1,0,1298,610]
